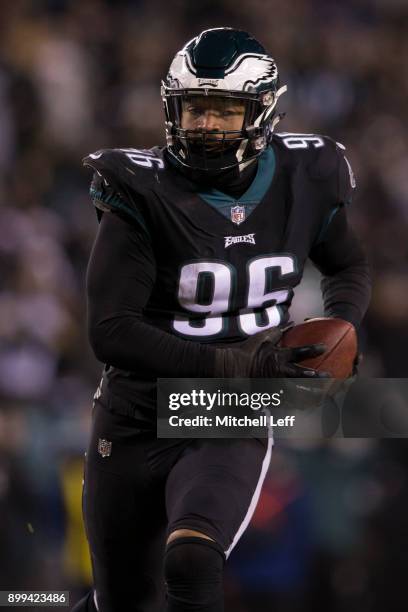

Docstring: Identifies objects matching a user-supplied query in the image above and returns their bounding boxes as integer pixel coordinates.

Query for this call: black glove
[214,327,328,378]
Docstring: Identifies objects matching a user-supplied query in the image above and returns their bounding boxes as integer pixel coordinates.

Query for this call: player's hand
[214,327,329,378]
[253,340,329,378]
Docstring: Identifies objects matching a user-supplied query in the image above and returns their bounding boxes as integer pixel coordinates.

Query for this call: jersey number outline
[278,133,325,150]
[173,255,296,338]
[119,148,165,170]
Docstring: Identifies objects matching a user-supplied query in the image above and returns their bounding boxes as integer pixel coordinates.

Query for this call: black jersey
[83,133,370,413]
[85,134,353,341]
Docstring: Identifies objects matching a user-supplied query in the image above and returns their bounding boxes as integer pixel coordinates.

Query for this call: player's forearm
[87,212,216,377]
[310,207,371,328]
[88,313,216,377]
[320,259,371,328]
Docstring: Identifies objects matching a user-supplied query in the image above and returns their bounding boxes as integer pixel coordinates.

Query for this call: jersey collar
[197,146,276,223]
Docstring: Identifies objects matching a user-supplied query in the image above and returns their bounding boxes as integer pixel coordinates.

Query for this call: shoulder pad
[274,132,339,178]
[273,132,355,203]
[83,147,165,233]
[83,147,166,194]
[337,151,356,205]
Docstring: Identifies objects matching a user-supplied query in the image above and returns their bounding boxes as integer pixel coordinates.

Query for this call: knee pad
[164,536,225,612]
[70,592,97,612]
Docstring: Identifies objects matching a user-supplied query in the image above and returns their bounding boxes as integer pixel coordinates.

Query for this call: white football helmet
[162,28,287,172]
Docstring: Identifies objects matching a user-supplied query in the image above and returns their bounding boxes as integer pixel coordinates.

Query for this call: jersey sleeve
[336,144,356,206]
[313,141,357,245]
[87,212,216,377]
[309,207,371,328]
[83,149,150,236]
[88,170,149,235]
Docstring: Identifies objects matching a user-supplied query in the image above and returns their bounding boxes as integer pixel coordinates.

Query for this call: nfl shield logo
[230,205,246,225]
[98,438,112,458]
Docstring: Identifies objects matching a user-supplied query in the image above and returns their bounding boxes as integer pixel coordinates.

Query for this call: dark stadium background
[0,1,407,610]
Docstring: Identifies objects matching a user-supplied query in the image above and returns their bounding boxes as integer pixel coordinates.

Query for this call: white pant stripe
[224,435,273,559]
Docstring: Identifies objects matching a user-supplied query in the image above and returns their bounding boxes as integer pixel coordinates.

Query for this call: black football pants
[82,396,272,612]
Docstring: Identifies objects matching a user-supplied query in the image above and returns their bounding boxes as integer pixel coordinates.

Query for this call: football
[280,317,358,378]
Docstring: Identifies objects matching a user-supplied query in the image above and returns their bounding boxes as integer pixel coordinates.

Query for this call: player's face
[181,96,245,135]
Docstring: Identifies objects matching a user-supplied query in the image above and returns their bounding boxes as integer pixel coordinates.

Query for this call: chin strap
[238,157,258,172]
[235,135,249,164]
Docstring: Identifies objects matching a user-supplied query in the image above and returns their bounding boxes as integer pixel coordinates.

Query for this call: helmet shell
[166,28,279,94]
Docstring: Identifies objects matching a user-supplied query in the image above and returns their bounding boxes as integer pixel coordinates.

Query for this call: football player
[72,28,371,612]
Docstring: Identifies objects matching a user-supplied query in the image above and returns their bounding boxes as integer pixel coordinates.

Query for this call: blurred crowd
[0,0,407,610]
